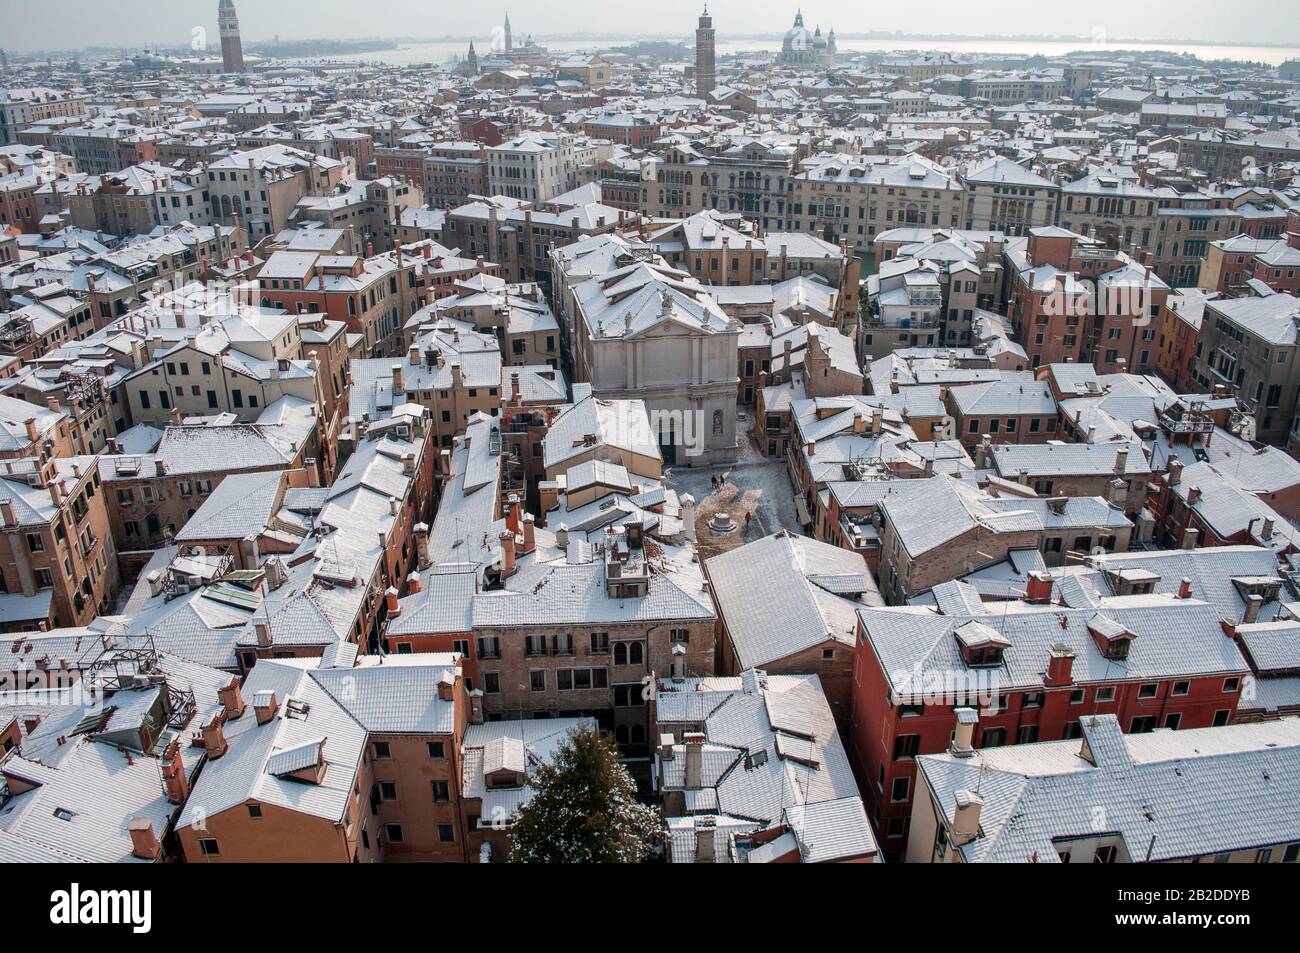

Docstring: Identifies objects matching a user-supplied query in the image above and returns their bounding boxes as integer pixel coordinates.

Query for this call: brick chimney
[218,679,245,720]
[254,690,278,725]
[1182,527,1199,549]
[1186,485,1201,505]
[521,513,536,554]
[160,739,189,805]
[128,817,160,860]
[385,586,400,617]
[1024,570,1053,605]
[1244,594,1263,624]
[499,531,517,579]
[414,522,431,569]
[407,571,422,595]
[1178,577,1192,599]
[201,718,227,759]
[1044,643,1076,687]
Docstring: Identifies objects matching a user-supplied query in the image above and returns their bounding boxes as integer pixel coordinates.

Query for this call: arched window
[614,643,628,665]
[630,724,646,744]
[629,642,644,665]
[615,724,629,744]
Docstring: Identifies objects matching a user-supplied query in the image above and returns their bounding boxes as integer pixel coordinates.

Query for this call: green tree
[509,726,664,863]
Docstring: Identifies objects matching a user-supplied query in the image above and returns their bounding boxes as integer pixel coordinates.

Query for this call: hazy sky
[3,0,1298,52]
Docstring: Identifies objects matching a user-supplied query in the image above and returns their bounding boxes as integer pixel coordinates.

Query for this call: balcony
[1159,413,1214,436]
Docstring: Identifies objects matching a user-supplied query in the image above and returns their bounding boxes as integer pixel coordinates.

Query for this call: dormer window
[267,737,327,785]
[486,768,524,790]
[966,645,1005,667]
[1232,576,1281,603]
[954,620,1011,668]
[1087,613,1136,661]
[1101,636,1133,661]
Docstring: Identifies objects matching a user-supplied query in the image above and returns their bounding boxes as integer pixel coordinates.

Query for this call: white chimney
[659,733,675,761]
[670,642,687,681]
[950,789,983,847]
[683,731,704,790]
[950,707,978,757]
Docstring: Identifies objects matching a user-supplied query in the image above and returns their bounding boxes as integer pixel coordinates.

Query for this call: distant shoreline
[370,31,1299,51]
[10,30,1297,59]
